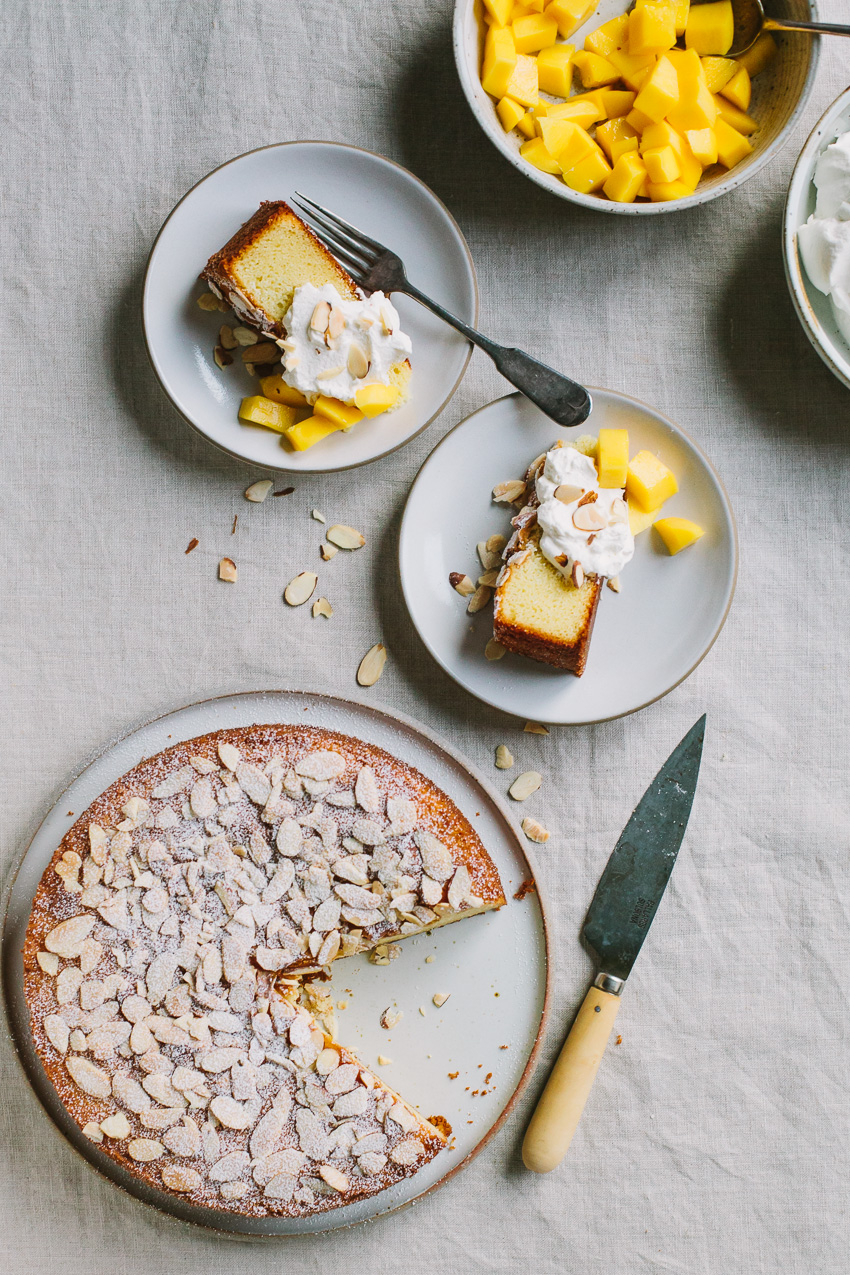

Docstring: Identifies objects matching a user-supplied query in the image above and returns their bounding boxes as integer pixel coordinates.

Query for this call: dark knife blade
[582,715,705,984]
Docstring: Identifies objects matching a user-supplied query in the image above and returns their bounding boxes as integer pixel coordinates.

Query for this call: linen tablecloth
[2,2,849,1270]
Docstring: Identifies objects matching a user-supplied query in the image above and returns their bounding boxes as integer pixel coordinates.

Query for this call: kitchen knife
[522,715,705,1174]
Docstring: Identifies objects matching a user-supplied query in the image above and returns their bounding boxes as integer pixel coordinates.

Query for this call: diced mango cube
[666,47,705,99]
[667,81,718,131]
[584,13,629,57]
[654,517,705,554]
[561,143,612,193]
[640,120,700,187]
[549,119,595,168]
[354,383,400,417]
[596,88,636,118]
[596,429,630,487]
[626,106,654,133]
[685,0,733,54]
[714,116,753,168]
[720,64,751,111]
[482,26,518,99]
[512,12,558,53]
[505,52,539,106]
[626,450,679,510]
[524,0,548,12]
[313,396,364,429]
[634,55,679,122]
[520,136,562,172]
[597,117,640,164]
[238,396,302,433]
[608,47,657,91]
[734,31,777,77]
[643,144,681,183]
[546,97,603,128]
[537,43,575,96]
[685,126,718,166]
[497,95,528,132]
[628,500,658,535]
[544,0,595,40]
[673,0,690,36]
[283,415,344,452]
[603,151,647,203]
[259,375,310,408]
[483,0,515,25]
[573,50,620,88]
[700,55,737,92]
[628,3,677,55]
[517,110,538,138]
[712,94,758,135]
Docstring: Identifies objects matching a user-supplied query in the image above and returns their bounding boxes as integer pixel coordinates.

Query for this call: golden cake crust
[23,724,505,1218]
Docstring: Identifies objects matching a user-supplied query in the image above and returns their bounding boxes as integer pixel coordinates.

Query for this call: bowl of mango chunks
[453,0,819,213]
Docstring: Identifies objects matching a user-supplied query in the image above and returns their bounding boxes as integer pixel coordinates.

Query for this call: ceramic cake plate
[2,690,549,1235]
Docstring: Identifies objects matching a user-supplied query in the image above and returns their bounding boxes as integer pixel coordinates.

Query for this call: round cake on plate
[22,724,505,1217]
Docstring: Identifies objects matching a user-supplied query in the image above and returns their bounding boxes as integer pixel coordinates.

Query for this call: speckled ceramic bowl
[784,84,850,392]
[453,0,820,215]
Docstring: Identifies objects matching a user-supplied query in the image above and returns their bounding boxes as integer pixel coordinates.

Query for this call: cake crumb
[231,514,238,535]
[524,721,550,735]
[185,538,199,554]
[418,1006,426,1016]
[377,1055,392,1066]
[513,879,536,901]
[273,487,295,497]
[615,1034,623,1045]
[448,1071,459,1080]
[425,955,435,964]
[337,1000,348,1010]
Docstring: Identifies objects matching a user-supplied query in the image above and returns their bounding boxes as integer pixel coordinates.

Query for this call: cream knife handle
[522,984,621,1174]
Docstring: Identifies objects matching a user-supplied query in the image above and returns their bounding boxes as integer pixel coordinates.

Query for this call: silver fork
[290,192,592,429]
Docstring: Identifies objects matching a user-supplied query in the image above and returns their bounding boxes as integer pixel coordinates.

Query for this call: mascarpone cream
[535,446,634,581]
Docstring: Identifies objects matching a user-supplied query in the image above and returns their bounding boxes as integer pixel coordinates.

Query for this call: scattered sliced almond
[573,504,607,532]
[485,639,505,661]
[380,1007,403,1029]
[213,346,232,369]
[486,533,507,556]
[327,525,365,550]
[219,324,237,351]
[467,585,492,615]
[185,538,199,555]
[357,643,387,687]
[524,721,550,735]
[607,576,621,593]
[242,342,279,365]
[310,301,331,333]
[577,490,598,507]
[509,771,542,801]
[327,306,346,339]
[197,292,220,311]
[316,365,344,380]
[233,325,257,346]
[477,542,502,571]
[284,572,318,606]
[244,479,272,503]
[495,744,514,770]
[478,570,499,588]
[320,544,338,561]
[377,1055,392,1066]
[449,572,474,597]
[432,993,450,1007]
[554,483,583,505]
[347,345,370,379]
[311,509,326,524]
[571,561,585,588]
[312,597,333,619]
[218,557,237,583]
[522,817,550,844]
[492,480,526,503]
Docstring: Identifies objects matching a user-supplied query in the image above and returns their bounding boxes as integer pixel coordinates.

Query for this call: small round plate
[3,691,549,1235]
[143,143,477,473]
[399,391,737,725]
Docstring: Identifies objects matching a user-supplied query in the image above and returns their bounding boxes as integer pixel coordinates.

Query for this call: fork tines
[290,192,383,283]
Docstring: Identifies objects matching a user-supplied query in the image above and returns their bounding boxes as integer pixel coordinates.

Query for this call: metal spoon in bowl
[701,0,850,56]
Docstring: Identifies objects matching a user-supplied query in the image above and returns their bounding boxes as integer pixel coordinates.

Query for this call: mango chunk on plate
[597,428,630,486]
[313,395,364,429]
[283,415,344,452]
[654,516,705,554]
[626,450,679,511]
[259,375,310,408]
[354,383,400,417]
[239,396,303,433]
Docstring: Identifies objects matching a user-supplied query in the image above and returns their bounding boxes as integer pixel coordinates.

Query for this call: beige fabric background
[2,1,849,1271]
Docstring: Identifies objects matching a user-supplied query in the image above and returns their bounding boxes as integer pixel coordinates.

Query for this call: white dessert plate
[2,690,549,1236]
[142,143,477,473]
[784,85,850,393]
[399,391,737,725]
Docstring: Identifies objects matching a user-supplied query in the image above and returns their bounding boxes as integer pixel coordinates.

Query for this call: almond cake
[22,724,506,1217]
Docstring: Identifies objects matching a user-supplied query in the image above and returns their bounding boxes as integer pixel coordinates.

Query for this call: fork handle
[401,282,591,429]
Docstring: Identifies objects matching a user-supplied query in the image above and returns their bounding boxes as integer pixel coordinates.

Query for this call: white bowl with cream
[784,85,850,392]
[453,0,820,216]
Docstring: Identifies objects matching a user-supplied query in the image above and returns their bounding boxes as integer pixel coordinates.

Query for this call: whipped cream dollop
[280,283,412,403]
[535,445,634,581]
[797,131,850,346]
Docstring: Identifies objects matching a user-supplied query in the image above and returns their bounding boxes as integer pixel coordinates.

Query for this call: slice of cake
[493,437,634,676]
[23,724,505,1218]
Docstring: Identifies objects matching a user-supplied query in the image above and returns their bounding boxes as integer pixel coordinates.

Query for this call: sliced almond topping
[524,721,550,735]
[311,509,326,523]
[327,525,365,550]
[577,490,598,506]
[509,771,542,801]
[315,365,345,380]
[571,561,585,588]
[233,325,257,346]
[376,1055,392,1066]
[197,292,223,312]
[320,543,338,561]
[327,306,346,339]
[492,480,526,503]
[284,572,318,606]
[609,498,629,525]
[553,483,583,505]
[357,643,387,687]
[484,638,505,661]
[310,301,331,334]
[218,557,237,583]
[607,575,621,593]
[495,744,514,770]
[312,597,333,619]
[219,324,237,351]
[380,1006,402,1029]
[347,344,370,379]
[478,570,499,587]
[486,533,507,556]
[477,542,502,571]
[467,585,492,615]
[244,479,272,503]
[521,816,550,844]
[449,572,475,597]
[573,504,607,533]
[213,346,232,369]
[432,992,450,1007]
[242,342,279,365]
